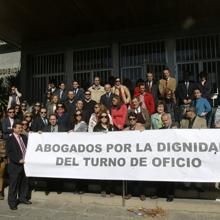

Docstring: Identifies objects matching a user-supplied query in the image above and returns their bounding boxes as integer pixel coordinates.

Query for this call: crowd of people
[0,66,220,210]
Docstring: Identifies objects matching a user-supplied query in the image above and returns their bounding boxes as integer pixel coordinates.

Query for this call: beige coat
[112,85,131,104]
[180,116,207,129]
[159,77,176,102]
[88,85,105,103]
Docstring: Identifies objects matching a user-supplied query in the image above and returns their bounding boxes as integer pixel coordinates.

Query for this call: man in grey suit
[180,106,207,129]
[145,72,158,105]
[180,106,206,191]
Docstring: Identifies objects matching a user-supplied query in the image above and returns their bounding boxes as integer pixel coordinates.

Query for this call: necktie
[43,118,47,125]
[186,82,189,97]
[165,79,168,88]
[148,82,152,92]
[18,136,26,158]
[51,126,55,132]
[60,90,63,99]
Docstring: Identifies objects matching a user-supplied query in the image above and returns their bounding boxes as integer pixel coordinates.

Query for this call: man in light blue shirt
[193,88,211,117]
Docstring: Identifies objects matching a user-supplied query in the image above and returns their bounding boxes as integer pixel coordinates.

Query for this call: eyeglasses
[25,115,32,118]
[129,117,137,121]
[41,111,47,114]
[101,115,108,119]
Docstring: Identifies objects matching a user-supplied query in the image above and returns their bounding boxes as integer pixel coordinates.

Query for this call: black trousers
[126,181,146,196]
[8,164,29,207]
[153,181,175,197]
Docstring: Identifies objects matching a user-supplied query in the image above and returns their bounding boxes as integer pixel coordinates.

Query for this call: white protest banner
[24,130,220,182]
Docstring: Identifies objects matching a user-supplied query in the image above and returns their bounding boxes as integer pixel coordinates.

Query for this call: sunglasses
[129,117,137,121]
[25,115,32,118]
[101,115,108,118]
[41,111,47,114]
[21,105,26,107]
[8,111,15,114]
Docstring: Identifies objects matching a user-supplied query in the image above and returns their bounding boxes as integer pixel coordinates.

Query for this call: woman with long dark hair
[93,113,114,132]
[93,113,115,197]
[70,110,87,132]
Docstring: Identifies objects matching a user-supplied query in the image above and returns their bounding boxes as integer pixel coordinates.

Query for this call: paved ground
[1,190,220,220]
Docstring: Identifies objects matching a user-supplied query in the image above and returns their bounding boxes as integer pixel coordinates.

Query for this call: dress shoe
[150,195,158,199]
[57,191,62,194]
[140,195,146,201]
[19,200,32,205]
[9,206,17,210]
[110,193,115,197]
[195,187,204,193]
[101,191,106,197]
[124,194,132,200]
[166,196,174,202]
[45,191,50,196]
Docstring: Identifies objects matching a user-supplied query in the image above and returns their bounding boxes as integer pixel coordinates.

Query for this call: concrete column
[65,50,73,86]
[20,51,28,99]
[165,39,177,81]
[112,43,120,77]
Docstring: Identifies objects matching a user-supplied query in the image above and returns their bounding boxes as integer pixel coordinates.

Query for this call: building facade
[21,32,220,103]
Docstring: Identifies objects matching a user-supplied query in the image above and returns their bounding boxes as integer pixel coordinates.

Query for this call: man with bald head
[151,113,177,202]
[64,90,76,116]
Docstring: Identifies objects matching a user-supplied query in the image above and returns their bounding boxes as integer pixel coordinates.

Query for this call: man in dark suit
[42,114,66,195]
[83,90,96,124]
[71,80,84,101]
[6,122,31,210]
[54,82,68,103]
[100,84,113,112]
[156,113,177,202]
[145,72,158,105]
[43,114,66,132]
[176,71,195,120]
[2,108,16,139]
[31,107,48,132]
[64,90,76,117]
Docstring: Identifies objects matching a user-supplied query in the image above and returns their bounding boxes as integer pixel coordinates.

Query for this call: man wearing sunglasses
[83,90,96,123]
[2,108,17,139]
[31,108,48,132]
[123,112,145,201]
[124,112,145,131]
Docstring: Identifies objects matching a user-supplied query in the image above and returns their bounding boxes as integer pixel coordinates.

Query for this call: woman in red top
[111,95,128,130]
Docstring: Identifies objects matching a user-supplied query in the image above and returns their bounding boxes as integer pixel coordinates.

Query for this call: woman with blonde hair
[88,103,112,132]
